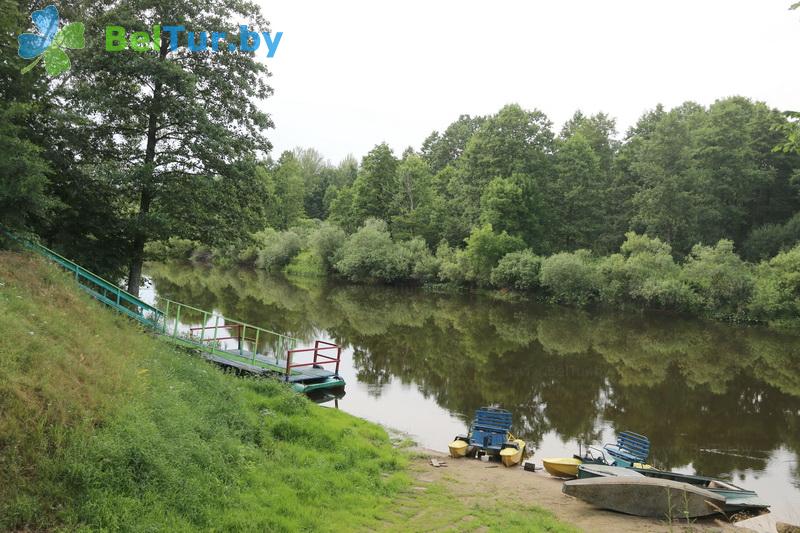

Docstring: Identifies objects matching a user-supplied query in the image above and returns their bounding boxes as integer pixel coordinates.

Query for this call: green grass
[0,251,575,532]
[374,482,573,532]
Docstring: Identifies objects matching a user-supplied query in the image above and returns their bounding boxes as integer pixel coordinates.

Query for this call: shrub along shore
[148,220,800,330]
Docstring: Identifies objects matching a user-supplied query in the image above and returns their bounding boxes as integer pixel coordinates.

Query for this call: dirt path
[412,450,741,532]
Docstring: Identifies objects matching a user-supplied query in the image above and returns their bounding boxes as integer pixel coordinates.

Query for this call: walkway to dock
[0,228,345,394]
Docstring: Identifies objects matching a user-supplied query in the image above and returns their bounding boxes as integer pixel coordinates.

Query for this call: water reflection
[144,262,800,518]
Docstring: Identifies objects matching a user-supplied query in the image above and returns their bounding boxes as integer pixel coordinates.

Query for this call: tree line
[149,98,800,328]
[241,98,800,262]
[2,1,800,327]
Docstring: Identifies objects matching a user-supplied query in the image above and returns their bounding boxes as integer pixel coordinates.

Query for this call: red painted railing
[285,340,341,381]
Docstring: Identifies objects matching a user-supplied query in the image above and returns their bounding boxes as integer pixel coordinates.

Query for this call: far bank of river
[142,262,800,524]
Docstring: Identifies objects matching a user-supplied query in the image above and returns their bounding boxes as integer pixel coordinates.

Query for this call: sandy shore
[410,449,744,532]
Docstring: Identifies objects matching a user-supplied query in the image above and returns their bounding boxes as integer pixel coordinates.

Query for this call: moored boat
[542,457,582,478]
[500,438,526,467]
[449,407,524,463]
[562,476,727,518]
[449,437,470,458]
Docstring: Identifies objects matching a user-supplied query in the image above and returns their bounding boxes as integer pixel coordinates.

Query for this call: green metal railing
[0,227,323,379]
[1,227,163,328]
[159,298,301,374]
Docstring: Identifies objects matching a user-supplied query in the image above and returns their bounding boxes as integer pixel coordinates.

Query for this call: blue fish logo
[18,5,85,76]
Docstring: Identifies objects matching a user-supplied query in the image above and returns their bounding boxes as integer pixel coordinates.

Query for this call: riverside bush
[490,250,542,290]
[254,228,303,271]
[310,221,346,272]
[598,232,695,310]
[461,224,526,286]
[408,238,440,282]
[749,244,800,327]
[682,240,754,318]
[539,250,599,306]
[149,219,800,328]
[436,241,469,285]
[334,219,412,282]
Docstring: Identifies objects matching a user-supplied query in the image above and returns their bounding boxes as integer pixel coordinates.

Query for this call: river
[142,262,800,523]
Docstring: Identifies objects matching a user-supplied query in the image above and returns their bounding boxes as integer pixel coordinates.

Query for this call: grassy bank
[0,252,573,532]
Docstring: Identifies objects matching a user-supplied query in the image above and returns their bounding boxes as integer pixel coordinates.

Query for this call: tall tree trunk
[126,190,152,296]
[126,38,167,296]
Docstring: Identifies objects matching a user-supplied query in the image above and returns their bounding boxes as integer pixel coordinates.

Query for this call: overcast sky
[256,0,800,164]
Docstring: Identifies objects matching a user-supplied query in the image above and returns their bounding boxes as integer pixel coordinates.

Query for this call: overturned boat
[576,464,769,513]
[563,476,727,518]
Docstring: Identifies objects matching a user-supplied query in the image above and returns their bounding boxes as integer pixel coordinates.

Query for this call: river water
[142,262,800,522]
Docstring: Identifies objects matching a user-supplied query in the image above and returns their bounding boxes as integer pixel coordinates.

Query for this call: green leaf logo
[18,5,84,77]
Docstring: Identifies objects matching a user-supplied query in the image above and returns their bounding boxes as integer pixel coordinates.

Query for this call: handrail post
[173,305,181,338]
[213,315,219,342]
[335,346,341,376]
[285,349,292,382]
[253,329,260,364]
[200,311,208,343]
[163,300,170,334]
[313,340,319,364]
[239,324,245,356]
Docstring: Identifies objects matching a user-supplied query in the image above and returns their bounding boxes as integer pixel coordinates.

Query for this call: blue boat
[449,408,525,466]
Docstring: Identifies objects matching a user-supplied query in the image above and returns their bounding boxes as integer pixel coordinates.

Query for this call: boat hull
[563,477,726,518]
[500,439,526,467]
[631,468,770,512]
[542,457,582,478]
[449,439,470,458]
[578,464,643,479]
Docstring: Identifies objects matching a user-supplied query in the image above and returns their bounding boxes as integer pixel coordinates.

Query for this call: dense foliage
[1,0,277,294]
[303,99,798,260]
[141,96,800,328]
[3,0,800,326]
[149,223,800,328]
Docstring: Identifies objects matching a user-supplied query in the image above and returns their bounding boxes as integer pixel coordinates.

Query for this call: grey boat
[563,476,727,518]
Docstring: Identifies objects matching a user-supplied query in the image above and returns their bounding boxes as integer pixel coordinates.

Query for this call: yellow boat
[542,457,582,478]
[500,439,527,467]
[449,439,470,458]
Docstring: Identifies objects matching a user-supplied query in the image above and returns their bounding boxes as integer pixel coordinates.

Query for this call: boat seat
[603,431,650,466]
[468,408,512,453]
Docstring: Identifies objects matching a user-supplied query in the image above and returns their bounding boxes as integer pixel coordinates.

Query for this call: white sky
[256,0,800,164]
